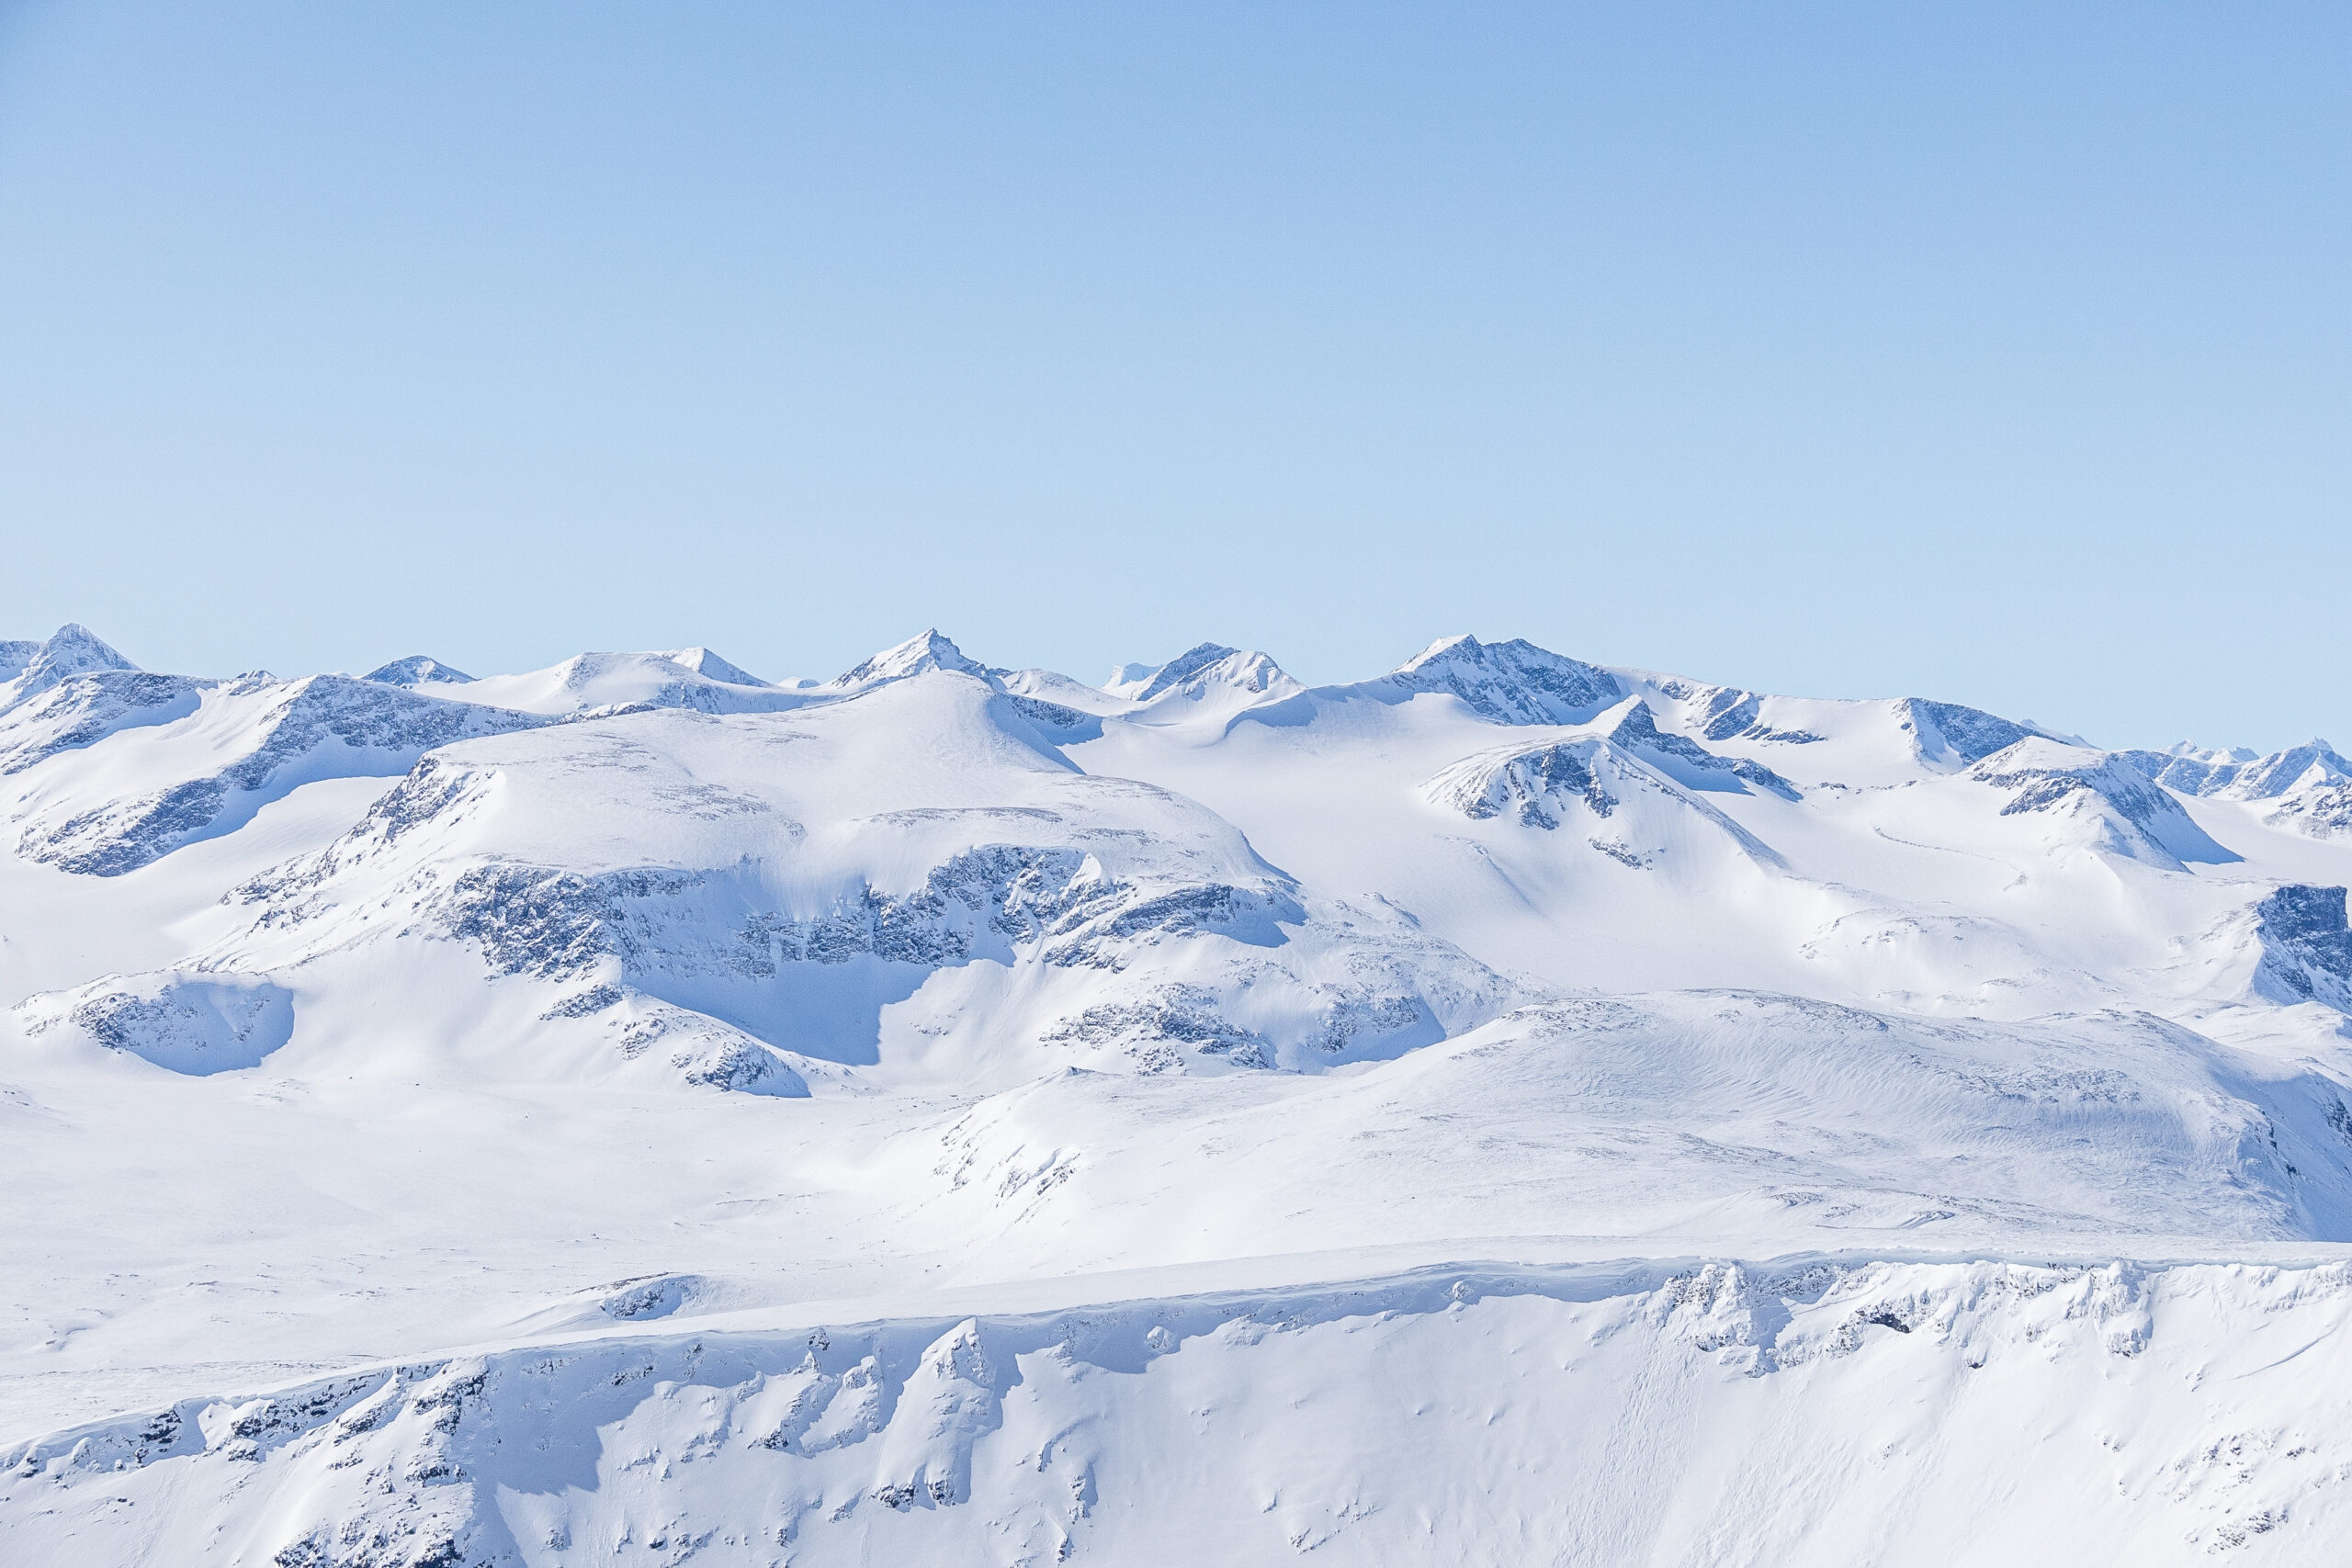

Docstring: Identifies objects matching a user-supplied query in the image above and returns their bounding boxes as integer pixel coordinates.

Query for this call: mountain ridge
[6,617,2352,1564]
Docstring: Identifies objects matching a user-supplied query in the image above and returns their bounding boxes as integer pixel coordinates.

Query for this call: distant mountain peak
[828,630,988,689]
[2124,737,2352,803]
[1103,643,1291,703]
[364,655,474,687]
[1386,634,1624,726]
[32,623,133,675]
[662,648,766,687]
[0,623,138,713]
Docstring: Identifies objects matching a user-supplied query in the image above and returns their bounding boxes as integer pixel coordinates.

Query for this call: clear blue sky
[2,3,2345,750]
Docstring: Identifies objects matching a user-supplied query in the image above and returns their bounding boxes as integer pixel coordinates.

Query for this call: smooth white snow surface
[5,623,2352,1564]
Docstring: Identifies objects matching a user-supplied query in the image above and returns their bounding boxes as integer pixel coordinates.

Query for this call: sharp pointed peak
[827,629,989,689]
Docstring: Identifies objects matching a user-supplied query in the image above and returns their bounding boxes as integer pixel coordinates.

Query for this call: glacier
[5,623,2352,1564]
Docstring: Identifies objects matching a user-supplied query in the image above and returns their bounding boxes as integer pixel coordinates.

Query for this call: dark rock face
[1695,690,1763,741]
[1453,742,1618,829]
[1041,984,1274,1070]
[38,778,231,877]
[1607,702,1800,799]
[2255,886,2352,1008]
[1000,694,1102,741]
[418,847,1294,986]
[1908,700,2035,765]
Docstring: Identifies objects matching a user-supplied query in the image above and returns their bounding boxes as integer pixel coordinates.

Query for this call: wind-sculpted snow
[10,1258,2352,1567]
[8,673,547,875]
[917,991,2352,1262]
[14,970,294,1075]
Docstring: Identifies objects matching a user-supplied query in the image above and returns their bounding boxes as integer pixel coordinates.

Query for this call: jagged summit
[828,629,989,689]
[363,655,474,687]
[2125,738,2351,800]
[0,623,136,712]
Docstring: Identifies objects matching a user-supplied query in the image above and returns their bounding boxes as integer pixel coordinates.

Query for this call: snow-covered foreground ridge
[8,621,2352,1562]
[11,1258,2352,1567]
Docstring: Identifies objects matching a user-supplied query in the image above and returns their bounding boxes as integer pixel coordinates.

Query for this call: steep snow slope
[5,671,547,876]
[11,1258,2352,1568]
[9,624,2352,1564]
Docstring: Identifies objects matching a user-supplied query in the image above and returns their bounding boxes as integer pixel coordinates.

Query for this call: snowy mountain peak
[2167,740,2262,763]
[1385,634,1625,725]
[0,623,137,714]
[1104,642,1238,701]
[828,629,989,689]
[1107,643,1295,706]
[363,655,475,687]
[1969,736,2237,869]
[662,647,768,687]
[2123,738,2352,802]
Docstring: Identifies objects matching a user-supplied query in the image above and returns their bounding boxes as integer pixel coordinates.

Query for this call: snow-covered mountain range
[6,622,2352,1564]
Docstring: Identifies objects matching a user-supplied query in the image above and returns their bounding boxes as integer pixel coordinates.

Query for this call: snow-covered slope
[14,1258,2352,1567]
[7,623,2352,1564]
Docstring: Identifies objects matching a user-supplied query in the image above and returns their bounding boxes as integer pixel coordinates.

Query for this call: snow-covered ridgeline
[8,1258,2351,1566]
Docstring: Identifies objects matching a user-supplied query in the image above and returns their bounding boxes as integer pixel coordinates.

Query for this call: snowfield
[5,624,2352,1564]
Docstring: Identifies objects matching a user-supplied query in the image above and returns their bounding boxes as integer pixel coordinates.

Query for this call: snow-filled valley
[6,623,2352,1564]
